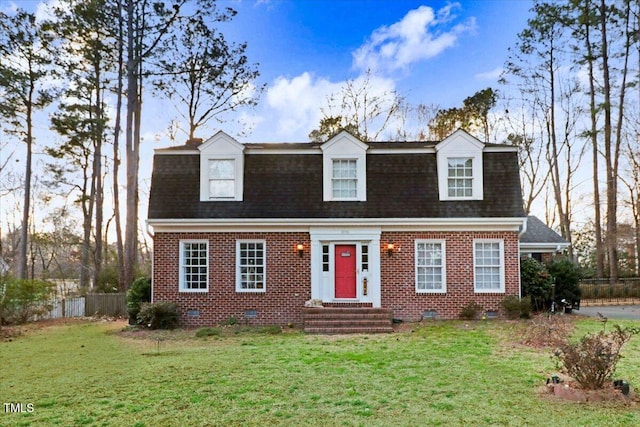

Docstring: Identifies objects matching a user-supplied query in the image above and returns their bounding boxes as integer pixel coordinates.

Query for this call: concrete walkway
[576,305,640,321]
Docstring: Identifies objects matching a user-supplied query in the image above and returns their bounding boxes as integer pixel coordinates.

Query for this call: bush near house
[547,257,582,308]
[501,295,532,319]
[520,257,554,311]
[137,301,179,330]
[0,276,55,325]
[126,276,151,324]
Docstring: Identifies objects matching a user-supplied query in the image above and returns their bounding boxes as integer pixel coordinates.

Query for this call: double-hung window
[237,241,266,292]
[474,240,504,292]
[208,159,235,199]
[179,241,208,292]
[447,158,473,198]
[332,159,358,199]
[415,240,446,293]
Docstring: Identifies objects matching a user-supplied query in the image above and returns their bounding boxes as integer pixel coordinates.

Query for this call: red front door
[335,245,357,298]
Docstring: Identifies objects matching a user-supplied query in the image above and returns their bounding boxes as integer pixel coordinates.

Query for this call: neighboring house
[147,129,526,326]
[520,215,570,263]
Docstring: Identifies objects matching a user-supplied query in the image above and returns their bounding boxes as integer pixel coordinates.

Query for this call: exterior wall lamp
[297,243,304,258]
[387,243,395,257]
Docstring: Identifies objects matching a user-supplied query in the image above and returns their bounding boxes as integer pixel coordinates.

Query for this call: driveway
[576,305,640,321]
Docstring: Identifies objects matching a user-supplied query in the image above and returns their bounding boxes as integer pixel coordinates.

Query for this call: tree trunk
[18,84,34,280]
[92,73,104,290]
[599,0,617,282]
[124,0,139,290]
[113,0,126,291]
[582,0,605,277]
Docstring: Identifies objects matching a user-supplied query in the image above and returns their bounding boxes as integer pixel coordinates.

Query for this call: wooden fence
[43,293,127,319]
[85,293,127,317]
[579,278,640,306]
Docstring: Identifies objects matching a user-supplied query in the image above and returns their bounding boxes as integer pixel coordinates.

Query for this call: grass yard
[1,318,638,427]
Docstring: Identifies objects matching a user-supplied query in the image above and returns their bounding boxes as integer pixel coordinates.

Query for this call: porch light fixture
[387,243,395,257]
[296,243,304,257]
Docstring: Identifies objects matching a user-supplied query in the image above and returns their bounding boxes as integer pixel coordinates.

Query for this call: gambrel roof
[148,131,525,221]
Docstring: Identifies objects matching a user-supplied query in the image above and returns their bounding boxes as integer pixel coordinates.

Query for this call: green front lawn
[1,318,638,426]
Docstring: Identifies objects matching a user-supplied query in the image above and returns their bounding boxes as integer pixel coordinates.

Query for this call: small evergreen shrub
[0,277,55,325]
[553,324,640,390]
[137,301,179,330]
[520,257,554,311]
[502,295,533,319]
[519,295,532,319]
[126,276,151,324]
[459,300,483,320]
[501,296,522,319]
[546,257,581,307]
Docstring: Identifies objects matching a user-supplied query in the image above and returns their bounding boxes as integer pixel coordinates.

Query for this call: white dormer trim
[435,129,484,201]
[199,131,245,201]
[321,131,368,202]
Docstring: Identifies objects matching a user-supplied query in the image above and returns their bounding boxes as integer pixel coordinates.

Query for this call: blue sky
[2,0,535,143]
[1,0,539,234]
[212,0,533,142]
[141,0,535,143]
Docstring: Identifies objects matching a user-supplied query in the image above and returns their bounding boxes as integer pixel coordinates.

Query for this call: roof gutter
[518,216,528,237]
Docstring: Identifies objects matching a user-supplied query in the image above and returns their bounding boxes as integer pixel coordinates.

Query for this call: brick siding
[152,230,521,327]
[380,231,520,321]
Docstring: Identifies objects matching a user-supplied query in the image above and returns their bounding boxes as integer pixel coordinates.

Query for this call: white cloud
[261,72,401,141]
[264,72,342,140]
[475,67,503,81]
[352,3,476,73]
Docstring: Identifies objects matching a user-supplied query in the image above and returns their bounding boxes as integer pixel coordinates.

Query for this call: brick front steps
[302,307,394,334]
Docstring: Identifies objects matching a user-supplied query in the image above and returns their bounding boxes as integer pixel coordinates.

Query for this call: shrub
[127,276,151,324]
[137,301,179,330]
[546,257,581,307]
[459,300,483,320]
[501,295,532,319]
[0,277,55,325]
[553,324,640,390]
[520,257,553,311]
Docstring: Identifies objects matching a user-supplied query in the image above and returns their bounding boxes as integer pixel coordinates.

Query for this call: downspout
[517,217,528,298]
[145,221,154,303]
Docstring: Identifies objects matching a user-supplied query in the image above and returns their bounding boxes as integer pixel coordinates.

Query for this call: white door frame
[309,227,381,307]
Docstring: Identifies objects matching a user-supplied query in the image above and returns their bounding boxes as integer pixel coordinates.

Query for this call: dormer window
[436,129,484,201]
[332,159,358,199]
[208,159,236,199]
[321,131,368,202]
[447,157,473,198]
[199,131,244,201]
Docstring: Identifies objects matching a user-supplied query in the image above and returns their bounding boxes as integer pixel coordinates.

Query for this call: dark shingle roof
[148,149,525,220]
[520,216,569,244]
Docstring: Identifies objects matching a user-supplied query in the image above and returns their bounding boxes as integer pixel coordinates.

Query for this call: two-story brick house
[147,129,527,328]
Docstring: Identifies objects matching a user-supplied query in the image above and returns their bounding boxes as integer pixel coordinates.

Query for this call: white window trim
[200,155,244,201]
[438,154,483,201]
[473,239,505,293]
[323,155,366,201]
[321,131,368,202]
[415,239,447,294]
[435,130,484,201]
[198,132,245,201]
[446,157,474,198]
[179,240,209,293]
[236,240,267,293]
